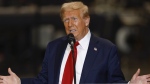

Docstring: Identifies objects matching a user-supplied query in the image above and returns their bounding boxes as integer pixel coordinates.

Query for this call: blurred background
[0,0,150,81]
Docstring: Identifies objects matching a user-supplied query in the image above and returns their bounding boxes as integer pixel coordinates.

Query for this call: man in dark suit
[0,1,150,84]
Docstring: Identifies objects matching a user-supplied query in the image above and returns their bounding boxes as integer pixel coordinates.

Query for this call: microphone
[67,33,75,50]
[67,33,76,84]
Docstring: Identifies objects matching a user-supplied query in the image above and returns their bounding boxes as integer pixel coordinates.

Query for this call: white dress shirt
[59,31,91,84]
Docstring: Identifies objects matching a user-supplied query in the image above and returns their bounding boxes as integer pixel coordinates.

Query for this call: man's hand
[130,68,150,84]
[0,68,21,84]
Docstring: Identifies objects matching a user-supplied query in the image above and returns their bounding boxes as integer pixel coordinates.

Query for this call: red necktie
[62,42,79,84]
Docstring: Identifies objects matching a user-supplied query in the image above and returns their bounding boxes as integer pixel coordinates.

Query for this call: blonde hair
[60,1,89,19]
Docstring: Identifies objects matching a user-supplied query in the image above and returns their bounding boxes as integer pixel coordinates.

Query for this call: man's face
[62,10,90,41]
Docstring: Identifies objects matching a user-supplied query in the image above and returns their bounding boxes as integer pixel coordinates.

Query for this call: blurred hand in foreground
[130,68,150,84]
[0,68,20,84]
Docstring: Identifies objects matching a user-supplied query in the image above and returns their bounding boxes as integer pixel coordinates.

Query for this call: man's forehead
[63,10,81,18]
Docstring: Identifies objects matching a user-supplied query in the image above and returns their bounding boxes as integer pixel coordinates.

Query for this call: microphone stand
[68,33,76,84]
[70,41,76,84]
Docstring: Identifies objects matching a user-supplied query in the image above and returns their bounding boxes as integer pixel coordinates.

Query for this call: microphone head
[67,33,75,45]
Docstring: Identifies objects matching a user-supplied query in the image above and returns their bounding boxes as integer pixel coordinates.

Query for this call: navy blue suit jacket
[21,33,127,84]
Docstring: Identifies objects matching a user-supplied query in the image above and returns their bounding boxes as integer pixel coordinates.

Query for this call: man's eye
[63,19,69,22]
[73,18,77,21]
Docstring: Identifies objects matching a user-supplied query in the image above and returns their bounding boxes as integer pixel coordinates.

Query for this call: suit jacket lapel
[80,34,99,83]
[54,37,68,84]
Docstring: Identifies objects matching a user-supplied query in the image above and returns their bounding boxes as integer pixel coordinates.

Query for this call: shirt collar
[78,30,91,49]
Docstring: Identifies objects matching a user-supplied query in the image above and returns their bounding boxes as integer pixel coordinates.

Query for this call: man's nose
[68,19,73,27]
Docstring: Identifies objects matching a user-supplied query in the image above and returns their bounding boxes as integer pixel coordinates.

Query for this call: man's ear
[84,17,90,27]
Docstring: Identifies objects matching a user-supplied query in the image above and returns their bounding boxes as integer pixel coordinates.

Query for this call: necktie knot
[74,41,79,47]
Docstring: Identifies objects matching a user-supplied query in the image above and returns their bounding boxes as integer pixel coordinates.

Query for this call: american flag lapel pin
[94,47,97,51]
